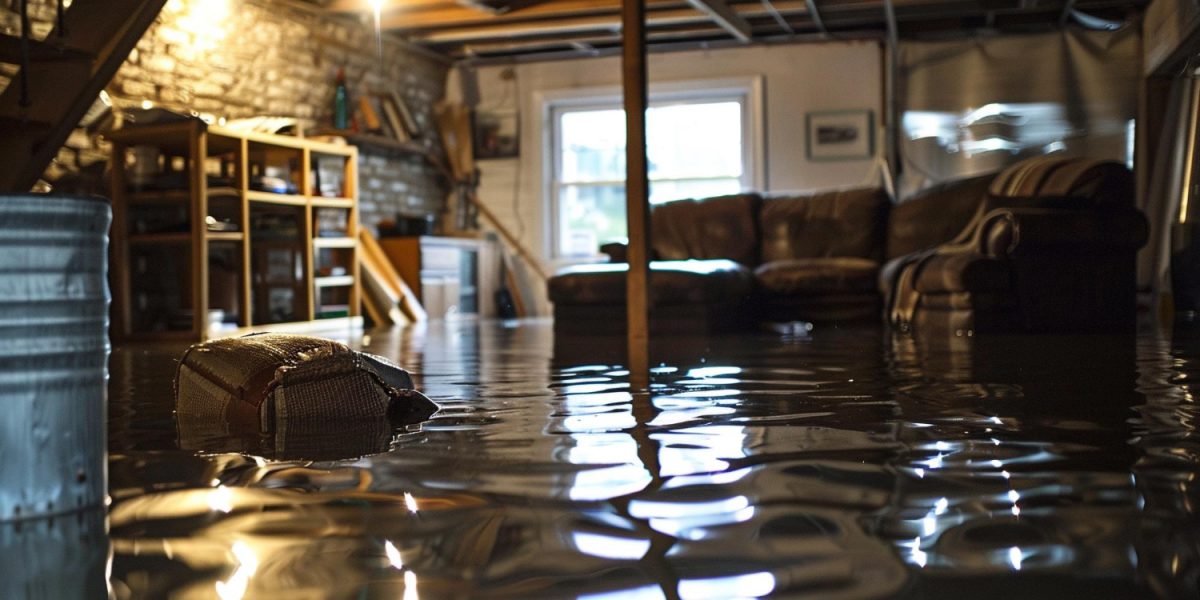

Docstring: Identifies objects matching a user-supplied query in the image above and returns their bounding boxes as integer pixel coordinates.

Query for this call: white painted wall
[457,41,885,315]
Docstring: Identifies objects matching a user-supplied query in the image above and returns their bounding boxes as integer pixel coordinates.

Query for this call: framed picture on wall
[806,110,873,161]
[473,109,519,159]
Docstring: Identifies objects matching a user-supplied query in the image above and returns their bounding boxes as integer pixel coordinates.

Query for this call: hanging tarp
[1143,74,1199,307]
[1144,0,1200,75]
[897,28,1141,198]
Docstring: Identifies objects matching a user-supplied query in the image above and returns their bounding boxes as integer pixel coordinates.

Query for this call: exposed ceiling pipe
[762,0,797,35]
[1068,8,1125,30]
[1058,0,1076,25]
[804,0,826,36]
[453,29,883,66]
[684,0,753,42]
[570,40,601,55]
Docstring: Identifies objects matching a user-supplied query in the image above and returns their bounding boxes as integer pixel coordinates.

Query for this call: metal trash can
[0,194,110,521]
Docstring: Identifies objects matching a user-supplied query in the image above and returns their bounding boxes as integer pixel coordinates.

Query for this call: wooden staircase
[0,0,167,193]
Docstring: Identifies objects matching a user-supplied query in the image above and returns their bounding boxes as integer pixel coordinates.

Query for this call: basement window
[550,83,759,258]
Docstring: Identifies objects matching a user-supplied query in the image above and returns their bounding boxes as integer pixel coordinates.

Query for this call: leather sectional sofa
[884,156,1148,335]
[547,155,1147,335]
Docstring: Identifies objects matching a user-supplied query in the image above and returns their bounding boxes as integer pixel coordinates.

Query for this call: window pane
[560,110,626,183]
[554,96,748,257]
[649,177,741,204]
[647,101,743,180]
[559,184,626,257]
[557,177,743,256]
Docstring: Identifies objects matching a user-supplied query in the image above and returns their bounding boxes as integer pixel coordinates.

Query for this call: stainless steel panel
[898,29,1140,198]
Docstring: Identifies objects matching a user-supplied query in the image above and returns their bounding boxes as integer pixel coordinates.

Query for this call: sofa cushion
[754,257,880,295]
[548,259,753,305]
[912,253,1010,293]
[651,193,761,265]
[886,173,994,260]
[759,188,889,263]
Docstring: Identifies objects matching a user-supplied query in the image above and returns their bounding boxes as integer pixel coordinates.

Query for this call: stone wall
[0,0,449,229]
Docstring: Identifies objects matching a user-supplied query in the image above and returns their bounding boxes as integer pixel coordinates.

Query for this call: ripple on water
[100,324,1200,599]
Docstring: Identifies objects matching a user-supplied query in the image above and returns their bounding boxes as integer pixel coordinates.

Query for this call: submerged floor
[101,319,1200,598]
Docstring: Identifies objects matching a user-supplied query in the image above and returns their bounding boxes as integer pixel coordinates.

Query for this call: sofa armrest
[599,242,628,263]
[978,206,1148,257]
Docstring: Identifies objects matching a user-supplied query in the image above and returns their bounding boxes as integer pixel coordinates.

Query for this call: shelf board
[314,275,355,287]
[209,187,241,198]
[123,330,199,342]
[313,237,355,249]
[207,231,245,242]
[128,232,190,244]
[343,133,426,154]
[128,186,241,203]
[308,128,441,166]
[311,197,354,208]
[246,190,307,206]
[105,121,196,146]
[250,237,304,247]
[204,125,356,157]
[216,316,363,339]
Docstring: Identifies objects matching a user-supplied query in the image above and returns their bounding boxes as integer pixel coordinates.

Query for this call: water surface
[105,320,1200,598]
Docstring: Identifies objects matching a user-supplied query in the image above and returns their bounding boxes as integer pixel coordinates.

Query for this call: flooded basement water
[103,320,1200,598]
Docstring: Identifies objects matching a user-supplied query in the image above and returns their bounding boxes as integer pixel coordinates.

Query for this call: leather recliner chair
[882,155,1149,335]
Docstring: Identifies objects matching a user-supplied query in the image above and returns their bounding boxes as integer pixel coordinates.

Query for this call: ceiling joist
[415,7,711,42]
[325,0,453,13]
[805,0,828,32]
[383,0,681,30]
[310,0,1148,62]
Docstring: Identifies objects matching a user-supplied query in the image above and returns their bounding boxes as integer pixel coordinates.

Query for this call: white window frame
[538,77,765,261]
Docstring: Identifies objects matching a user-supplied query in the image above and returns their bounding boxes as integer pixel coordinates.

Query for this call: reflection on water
[106,321,1200,598]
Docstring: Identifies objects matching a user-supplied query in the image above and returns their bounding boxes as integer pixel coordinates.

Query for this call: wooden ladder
[0,0,167,192]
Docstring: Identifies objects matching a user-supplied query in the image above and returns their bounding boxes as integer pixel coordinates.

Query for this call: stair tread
[0,0,168,192]
[0,115,53,133]
[0,33,94,64]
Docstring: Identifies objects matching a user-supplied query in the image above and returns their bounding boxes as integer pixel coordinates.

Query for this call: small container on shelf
[312,154,348,199]
[314,207,350,238]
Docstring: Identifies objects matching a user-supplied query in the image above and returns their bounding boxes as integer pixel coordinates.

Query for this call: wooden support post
[239,138,252,327]
[190,122,210,340]
[623,0,651,387]
[882,0,899,185]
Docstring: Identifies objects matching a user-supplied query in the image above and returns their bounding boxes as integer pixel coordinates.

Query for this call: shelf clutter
[107,119,361,341]
[377,235,498,321]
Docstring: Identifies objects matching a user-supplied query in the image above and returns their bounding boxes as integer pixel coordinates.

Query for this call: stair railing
[18,0,30,108]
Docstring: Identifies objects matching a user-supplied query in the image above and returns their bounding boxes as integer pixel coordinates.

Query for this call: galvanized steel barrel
[0,194,110,521]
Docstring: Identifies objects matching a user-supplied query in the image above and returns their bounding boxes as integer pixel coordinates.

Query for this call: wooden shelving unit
[108,120,361,341]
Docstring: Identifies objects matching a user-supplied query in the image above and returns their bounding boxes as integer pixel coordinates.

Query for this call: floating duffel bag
[175,333,438,433]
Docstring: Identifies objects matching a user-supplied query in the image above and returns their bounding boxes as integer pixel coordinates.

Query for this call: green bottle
[333,68,348,130]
